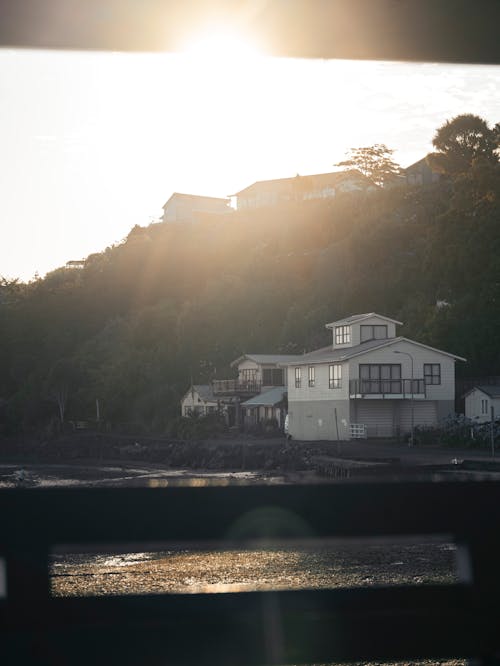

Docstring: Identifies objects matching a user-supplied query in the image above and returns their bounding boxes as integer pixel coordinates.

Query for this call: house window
[295,367,302,388]
[360,325,388,342]
[241,369,257,384]
[335,325,351,345]
[359,364,401,393]
[481,398,489,415]
[184,407,192,417]
[262,368,284,386]
[308,366,315,387]
[329,364,342,389]
[424,364,441,385]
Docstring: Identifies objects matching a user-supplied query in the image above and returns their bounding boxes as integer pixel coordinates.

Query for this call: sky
[0,42,499,281]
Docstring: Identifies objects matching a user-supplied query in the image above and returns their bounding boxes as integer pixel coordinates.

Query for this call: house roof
[279,336,466,366]
[229,170,371,197]
[230,353,302,368]
[464,385,500,399]
[403,157,441,174]
[241,387,286,407]
[162,192,230,209]
[325,312,403,329]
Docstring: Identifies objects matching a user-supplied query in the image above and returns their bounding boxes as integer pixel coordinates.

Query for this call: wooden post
[490,405,495,458]
[334,407,341,454]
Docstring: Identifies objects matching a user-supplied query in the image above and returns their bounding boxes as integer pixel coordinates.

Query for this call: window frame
[360,324,388,342]
[308,366,315,387]
[335,325,351,345]
[424,363,441,385]
[294,367,302,388]
[359,363,402,393]
[329,363,342,389]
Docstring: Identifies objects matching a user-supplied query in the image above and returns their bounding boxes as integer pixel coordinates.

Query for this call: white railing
[350,423,367,439]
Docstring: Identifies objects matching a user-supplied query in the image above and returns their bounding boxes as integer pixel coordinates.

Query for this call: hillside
[1,161,499,435]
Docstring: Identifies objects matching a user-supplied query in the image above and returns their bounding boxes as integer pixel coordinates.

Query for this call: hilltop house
[282,313,465,440]
[404,158,441,186]
[162,193,231,223]
[182,353,300,429]
[230,170,374,210]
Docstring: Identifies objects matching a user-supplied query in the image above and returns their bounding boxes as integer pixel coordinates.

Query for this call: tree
[46,359,79,423]
[427,114,499,176]
[334,144,401,187]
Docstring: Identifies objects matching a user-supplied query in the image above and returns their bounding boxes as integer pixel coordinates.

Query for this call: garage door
[355,401,396,438]
[399,401,438,432]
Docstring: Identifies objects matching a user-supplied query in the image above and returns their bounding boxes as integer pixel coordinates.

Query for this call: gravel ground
[51,541,457,596]
[51,543,463,666]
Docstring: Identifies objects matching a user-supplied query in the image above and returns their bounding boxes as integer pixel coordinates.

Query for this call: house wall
[465,390,500,422]
[237,360,288,388]
[163,197,229,223]
[329,316,397,350]
[287,399,351,441]
[180,391,219,416]
[348,340,457,403]
[237,360,262,383]
[286,362,350,402]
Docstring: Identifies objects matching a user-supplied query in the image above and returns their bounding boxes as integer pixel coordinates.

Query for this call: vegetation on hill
[1,116,499,436]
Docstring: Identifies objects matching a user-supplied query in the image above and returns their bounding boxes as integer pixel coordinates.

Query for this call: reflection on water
[51,542,457,597]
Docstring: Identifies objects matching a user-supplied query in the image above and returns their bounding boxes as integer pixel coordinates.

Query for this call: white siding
[237,360,261,383]
[348,340,457,403]
[331,315,397,349]
[465,389,500,423]
[180,390,218,416]
[287,362,350,402]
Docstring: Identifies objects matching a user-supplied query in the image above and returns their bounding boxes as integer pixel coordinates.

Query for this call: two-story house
[283,313,465,440]
[181,353,300,428]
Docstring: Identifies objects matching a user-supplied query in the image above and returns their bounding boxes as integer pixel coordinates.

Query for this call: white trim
[325,313,403,329]
[285,336,466,367]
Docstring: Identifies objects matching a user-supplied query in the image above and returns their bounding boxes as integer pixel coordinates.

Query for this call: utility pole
[394,350,415,447]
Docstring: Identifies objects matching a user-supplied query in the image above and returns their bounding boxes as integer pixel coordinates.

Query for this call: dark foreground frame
[1,481,500,665]
[2,1,500,663]
[0,0,499,64]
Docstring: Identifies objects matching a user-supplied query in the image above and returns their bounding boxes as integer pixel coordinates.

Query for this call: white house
[182,353,300,428]
[229,171,374,210]
[282,313,466,441]
[464,386,500,423]
[180,385,220,417]
[162,193,231,223]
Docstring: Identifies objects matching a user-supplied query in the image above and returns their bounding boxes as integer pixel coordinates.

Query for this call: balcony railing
[212,379,262,396]
[350,378,426,397]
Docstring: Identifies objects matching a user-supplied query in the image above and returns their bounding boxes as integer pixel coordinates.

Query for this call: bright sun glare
[182,26,263,62]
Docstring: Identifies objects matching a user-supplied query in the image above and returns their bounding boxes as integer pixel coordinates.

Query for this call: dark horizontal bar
[1,481,500,545]
[0,0,499,64]
[1,586,497,664]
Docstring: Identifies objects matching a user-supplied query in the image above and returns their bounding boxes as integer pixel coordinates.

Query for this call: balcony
[349,378,426,399]
[212,379,262,397]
